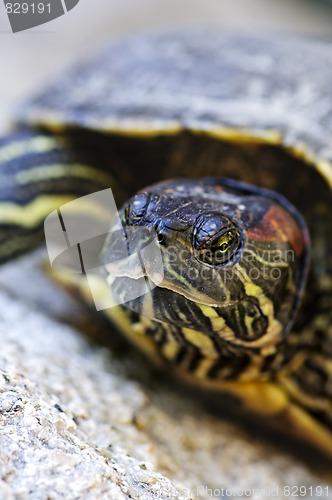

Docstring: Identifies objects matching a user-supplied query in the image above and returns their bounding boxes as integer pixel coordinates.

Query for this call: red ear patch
[246,205,307,256]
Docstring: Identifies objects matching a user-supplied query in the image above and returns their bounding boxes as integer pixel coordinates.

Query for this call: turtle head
[104,178,310,351]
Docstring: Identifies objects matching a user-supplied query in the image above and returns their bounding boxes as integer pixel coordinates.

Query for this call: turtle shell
[17,30,332,305]
[14,28,332,456]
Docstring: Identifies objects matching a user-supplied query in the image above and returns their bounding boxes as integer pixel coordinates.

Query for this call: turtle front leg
[0,130,122,263]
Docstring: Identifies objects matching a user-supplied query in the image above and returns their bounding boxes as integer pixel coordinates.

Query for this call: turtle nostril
[157,233,165,244]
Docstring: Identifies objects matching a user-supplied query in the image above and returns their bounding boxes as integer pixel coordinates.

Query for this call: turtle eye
[194,213,242,265]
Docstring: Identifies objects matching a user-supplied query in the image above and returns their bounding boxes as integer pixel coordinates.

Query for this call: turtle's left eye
[194,213,242,265]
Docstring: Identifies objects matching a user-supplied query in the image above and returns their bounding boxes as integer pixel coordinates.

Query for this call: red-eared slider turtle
[0,29,331,459]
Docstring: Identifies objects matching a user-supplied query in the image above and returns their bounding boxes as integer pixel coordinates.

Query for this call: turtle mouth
[151,274,230,307]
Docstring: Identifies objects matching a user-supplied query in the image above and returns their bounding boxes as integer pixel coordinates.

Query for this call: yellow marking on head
[199,304,218,318]
[210,316,228,332]
[181,327,218,359]
[225,266,283,349]
[244,280,262,298]
[201,282,275,352]
[0,195,75,227]
[159,261,227,307]
[199,304,229,333]
[244,281,282,348]
[160,258,215,306]
[244,247,289,268]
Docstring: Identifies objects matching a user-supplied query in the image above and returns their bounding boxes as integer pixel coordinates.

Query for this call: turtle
[0,28,331,460]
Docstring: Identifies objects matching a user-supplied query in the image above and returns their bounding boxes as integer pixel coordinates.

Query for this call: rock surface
[0,250,331,499]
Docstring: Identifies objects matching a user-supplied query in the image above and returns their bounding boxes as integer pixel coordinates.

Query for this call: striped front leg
[0,130,122,263]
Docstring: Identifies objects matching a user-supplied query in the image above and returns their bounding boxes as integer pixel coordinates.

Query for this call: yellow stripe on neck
[15,163,115,188]
[0,136,61,164]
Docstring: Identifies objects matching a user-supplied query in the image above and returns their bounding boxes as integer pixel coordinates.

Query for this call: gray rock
[0,251,330,499]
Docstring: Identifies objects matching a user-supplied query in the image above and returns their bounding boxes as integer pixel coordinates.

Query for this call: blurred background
[1,0,332,133]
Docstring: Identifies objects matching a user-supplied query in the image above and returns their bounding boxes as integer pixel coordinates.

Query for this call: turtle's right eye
[124,193,151,224]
